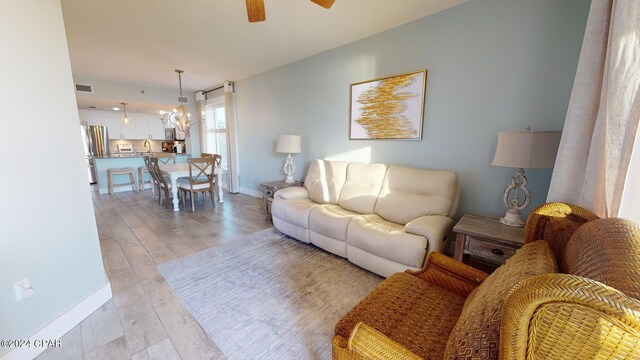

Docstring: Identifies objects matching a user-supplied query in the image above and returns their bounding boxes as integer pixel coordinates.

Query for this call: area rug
[158,228,383,360]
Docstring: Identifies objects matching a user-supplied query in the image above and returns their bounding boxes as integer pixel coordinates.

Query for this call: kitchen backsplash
[109,139,162,153]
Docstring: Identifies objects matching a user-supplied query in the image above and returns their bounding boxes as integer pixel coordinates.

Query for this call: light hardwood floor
[36,187,272,360]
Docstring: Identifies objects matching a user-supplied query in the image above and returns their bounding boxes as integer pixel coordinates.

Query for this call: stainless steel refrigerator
[81,125,110,184]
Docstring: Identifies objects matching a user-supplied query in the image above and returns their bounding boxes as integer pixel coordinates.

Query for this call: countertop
[95,153,189,159]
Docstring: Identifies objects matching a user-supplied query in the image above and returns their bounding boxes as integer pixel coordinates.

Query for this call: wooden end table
[260,180,303,220]
[453,214,524,268]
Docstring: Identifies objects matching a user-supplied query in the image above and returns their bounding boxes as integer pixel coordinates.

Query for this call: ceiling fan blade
[311,0,335,9]
[245,0,266,22]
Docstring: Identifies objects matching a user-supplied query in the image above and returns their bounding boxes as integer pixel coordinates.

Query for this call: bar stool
[138,166,152,193]
[107,167,137,194]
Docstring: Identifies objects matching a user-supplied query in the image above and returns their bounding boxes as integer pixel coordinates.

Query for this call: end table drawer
[466,236,518,264]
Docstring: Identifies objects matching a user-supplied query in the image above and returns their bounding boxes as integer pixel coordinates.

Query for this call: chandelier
[160,70,195,136]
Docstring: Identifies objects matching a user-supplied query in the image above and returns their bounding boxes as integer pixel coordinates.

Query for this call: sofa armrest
[339,322,422,360]
[274,186,309,200]
[500,273,640,359]
[405,215,454,253]
[406,252,488,298]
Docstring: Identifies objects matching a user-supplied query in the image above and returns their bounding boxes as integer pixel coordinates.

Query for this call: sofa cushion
[374,165,458,225]
[347,214,428,268]
[444,240,557,360]
[337,162,387,214]
[563,218,640,300]
[304,160,349,205]
[271,198,317,229]
[335,272,466,359]
[309,204,359,242]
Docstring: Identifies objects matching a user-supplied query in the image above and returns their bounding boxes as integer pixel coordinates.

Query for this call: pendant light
[121,103,129,125]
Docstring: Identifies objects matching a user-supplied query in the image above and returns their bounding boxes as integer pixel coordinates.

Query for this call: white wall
[235,0,591,218]
[0,1,109,355]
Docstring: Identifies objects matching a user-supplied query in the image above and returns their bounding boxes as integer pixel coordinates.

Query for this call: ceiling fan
[245,0,336,22]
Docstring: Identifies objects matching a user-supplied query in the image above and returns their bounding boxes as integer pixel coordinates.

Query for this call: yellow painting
[350,70,426,140]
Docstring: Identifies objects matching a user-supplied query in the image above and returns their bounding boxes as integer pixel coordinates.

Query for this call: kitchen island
[94,153,189,194]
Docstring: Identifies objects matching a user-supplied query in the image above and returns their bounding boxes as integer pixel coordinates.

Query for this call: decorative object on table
[158,228,381,360]
[160,70,195,136]
[492,129,561,227]
[261,180,303,220]
[244,0,335,22]
[453,213,524,270]
[120,102,129,125]
[350,70,426,140]
[275,134,301,183]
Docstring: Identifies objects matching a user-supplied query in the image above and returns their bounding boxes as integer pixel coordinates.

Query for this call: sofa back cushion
[443,240,558,360]
[304,160,349,205]
[563,217,640,300]
[374,165,459,225]
[337,163,388,214]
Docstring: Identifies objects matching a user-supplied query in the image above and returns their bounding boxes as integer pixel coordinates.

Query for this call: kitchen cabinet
[121,121,136,140]
[79,109,105,126]
[79,110,170,140]
[149,119,166,140]
[104,116,124,140]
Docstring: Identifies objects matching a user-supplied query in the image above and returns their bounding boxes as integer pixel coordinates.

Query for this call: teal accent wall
[94,155,190,194]
[235,0,591,218]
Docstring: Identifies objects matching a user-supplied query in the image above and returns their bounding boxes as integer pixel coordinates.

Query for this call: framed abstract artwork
[349,70,427,140]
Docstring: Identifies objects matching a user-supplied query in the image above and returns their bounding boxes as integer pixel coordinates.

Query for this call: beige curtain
[547,0,640,217]
[196,91,206,154]
[224,81,240,193]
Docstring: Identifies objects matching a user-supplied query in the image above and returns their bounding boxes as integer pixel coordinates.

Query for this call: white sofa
[271,160,460,277]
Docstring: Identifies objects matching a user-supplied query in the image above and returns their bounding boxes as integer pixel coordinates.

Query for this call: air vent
[177,96,188,104]
[89,106,97,109]
[75,83,93,93]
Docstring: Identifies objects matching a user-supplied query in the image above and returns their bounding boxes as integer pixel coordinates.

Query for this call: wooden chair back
[153,152,176,164]
[143,155,158,184]
[201,153,213,158]
[186,157,215,189]
[212,154,222,168]
[149,157,169,188]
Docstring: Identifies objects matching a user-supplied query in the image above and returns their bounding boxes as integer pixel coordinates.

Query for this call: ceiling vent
[75,83,93,93]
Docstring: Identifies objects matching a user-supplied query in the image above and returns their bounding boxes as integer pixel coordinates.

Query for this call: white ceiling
[61,0,467,93]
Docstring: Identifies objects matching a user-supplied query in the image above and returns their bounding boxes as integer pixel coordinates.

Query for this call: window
[204,97,227,170]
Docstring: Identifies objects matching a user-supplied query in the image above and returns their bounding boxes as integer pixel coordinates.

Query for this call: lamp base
[500,208,525,227]
[283,153,296,183]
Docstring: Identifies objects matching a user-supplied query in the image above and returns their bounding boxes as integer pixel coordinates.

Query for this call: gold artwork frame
[349,70,427,140]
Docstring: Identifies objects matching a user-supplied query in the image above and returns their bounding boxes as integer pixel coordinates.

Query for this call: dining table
[159,163,224,212]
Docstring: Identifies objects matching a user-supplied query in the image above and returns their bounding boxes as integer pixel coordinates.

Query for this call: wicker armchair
[524,201,599,265]
[333,203,640,360]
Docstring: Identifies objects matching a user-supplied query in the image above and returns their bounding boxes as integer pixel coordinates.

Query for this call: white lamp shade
[276,135,301,154]
[492,131,562,169]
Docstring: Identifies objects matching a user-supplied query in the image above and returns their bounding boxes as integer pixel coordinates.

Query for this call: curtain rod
[203,85,224,94]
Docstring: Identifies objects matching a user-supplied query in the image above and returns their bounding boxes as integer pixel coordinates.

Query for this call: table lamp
[492,130,561,227]
[276,134,301,183]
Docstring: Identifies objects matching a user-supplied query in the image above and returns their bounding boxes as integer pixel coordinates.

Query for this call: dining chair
[155,152,176,164]
[142,155,157,197]
[149,157,173,209]
[177,157,216,212]
[201,153,213,158]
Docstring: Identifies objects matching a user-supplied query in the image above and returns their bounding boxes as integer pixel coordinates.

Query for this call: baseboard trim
[98,184,151,195]
[239,187,261,198]
[1,282,112,360]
